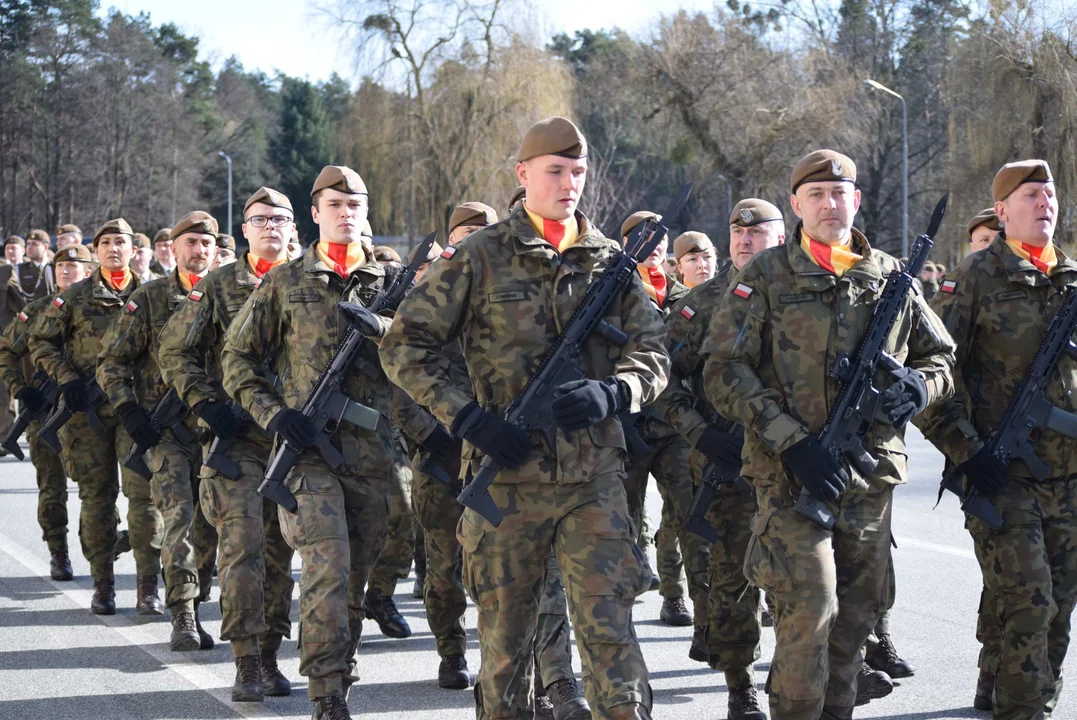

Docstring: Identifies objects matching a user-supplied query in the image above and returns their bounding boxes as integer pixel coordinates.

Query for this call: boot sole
[90,605,116,615]
[438,674,471,690]
[137,605,165,616]
[231,687,264,703]
[263,682,291,697]
[973,695,993,711]
[171,635,201,652]
[51,571,74,581]
[866,657,915,679]
[660,614,693,627]
[855,682,894,706]
[688,646,710,663]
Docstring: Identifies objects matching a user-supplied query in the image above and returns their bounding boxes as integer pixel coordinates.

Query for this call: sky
[102,0,715,83]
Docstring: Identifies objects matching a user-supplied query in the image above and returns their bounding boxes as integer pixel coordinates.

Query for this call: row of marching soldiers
[0,112,1070,720]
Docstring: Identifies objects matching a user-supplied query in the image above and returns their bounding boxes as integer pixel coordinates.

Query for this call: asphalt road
[0,426,1069,719]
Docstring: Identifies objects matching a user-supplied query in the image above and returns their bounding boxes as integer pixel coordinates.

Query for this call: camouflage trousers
[198,437,295,658]
[368,443,414,598]
[412,448,467,657]
[0,380,11,439]
[148,433,218,612]
[967,477,1077,720]
[535,550,580,689]
[746,484,892,719]
[654,493,686,599]
[58,409,162,579]
[28,419,68,554]
[459,476,652,720]
[977,584,1002,673]
[278,458,389,700]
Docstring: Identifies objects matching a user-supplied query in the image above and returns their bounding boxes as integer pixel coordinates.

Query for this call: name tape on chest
[940,280,957,294]
[679,305,696,320]
[733,283,754,300]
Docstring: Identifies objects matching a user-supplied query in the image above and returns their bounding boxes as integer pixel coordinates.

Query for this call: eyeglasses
[245,215,293,228]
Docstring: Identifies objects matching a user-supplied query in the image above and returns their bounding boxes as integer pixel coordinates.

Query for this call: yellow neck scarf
[102,267,133,291]
[525,205,579,252]
[178,272,206,292]
[316,240,367,277]
[247,253,288,279]
[800,229,862,277]
[1006,238,1057,276]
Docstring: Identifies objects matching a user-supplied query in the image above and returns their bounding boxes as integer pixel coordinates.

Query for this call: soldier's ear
[789,194,803,219]
[778,234,786,245]
[515,161,529,188]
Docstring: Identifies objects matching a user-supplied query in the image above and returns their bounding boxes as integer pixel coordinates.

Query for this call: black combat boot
[90,577,116,615]
[865,633,915,678]
[50,550,73,581]
[136,574,165,615]
[545,678,591,720]
[437,654,471,689]
[113,529,131,559]
[973,668,994,711]
[728,680,768,720]
[170,611,200,651]
[312,695,351,720]
[854,662,894,706]
[261,647,292,696]
[659,596,693,626]
[195,605,214,649]
[689,626,709,663]
[363,594,412,639]
[232,654,263,702]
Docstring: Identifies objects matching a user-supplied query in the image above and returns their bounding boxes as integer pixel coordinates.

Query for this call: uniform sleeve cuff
[614,373,644,414]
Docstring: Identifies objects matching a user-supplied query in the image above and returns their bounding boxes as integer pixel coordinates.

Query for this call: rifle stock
[682,462,751,543]
[122,389,193,480]
[38,377,105,454]
[2,373,57,459]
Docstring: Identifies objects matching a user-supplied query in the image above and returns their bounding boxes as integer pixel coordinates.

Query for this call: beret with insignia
[4,235,25,248]
[132,233,150,249]
[992,160,1053,203]
[967,207,1002,238]
[56,223,81,236]
[92,218,134,247]
[52,243,93,265]
[244,186,294,215]
[673,232,714,260]
[791,150,857,193]
[449,202,498,233]
[729,198,784,228]
[620,211,660,243]
[26,229,50,245]
[217,234,236,251]
[170,211,219,241]
[153,228,172,246]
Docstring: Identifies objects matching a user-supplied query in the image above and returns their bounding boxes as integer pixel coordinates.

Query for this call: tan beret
[153,228,172,245]
[217,234,236,251]
[170,211,219,241]
[449,202,498,233]
[408,240,444,264]
[621,211,660,242]
[672,232,714,261]
[56,223,81,236]
[93,218,134,246]
[730,198,784,227]
[516,117,587,163]
[373,245,401,264]
[26,229,50,244]
[791,150,857,193]
[52,243,93,264]
[992,160,1053,203]
[967,208,1002,238]
[244,186,293,215]
[311,165,367,196]
[508,185,526,212]
[132,233,151,249]
[4,235,25,248]
[922,261,937,272]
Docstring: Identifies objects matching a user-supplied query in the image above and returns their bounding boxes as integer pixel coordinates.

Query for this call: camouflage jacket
[221,244,396,474]
[703,225,955,492]
[633,269,689,443]
[655,259,737,446]
[29,270,141,415]
[916,234,1077,477]
[379,206,671,485]
[392,338,471,447]
[158,253,271,448]
[0,264,26,333]
[0,293,53,395]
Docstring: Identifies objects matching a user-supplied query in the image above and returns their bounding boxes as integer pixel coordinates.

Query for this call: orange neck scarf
[637,266,668,306]
[247,253,287,279]
[1006,238,1057,275]
[525,205,580,252]
[800,230,862,277]
[316,240,366,277]
[179,272,205,292]
[103,267,133,291]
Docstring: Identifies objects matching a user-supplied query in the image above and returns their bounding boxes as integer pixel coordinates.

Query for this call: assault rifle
[1,371,58,459]
[682,428,751,543]
[940,286,1077,529]
[794,194,948,530]
[123,388,195,479]
[38,375,106,453]
[457,183,694,526]
[259,231,441,512]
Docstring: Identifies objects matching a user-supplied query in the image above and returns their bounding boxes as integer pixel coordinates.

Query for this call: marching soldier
[658,198,785,719]
[29,218,164,616]
[222,165,396,720]
[968,208,1002,254]
[703,150,954,720]
[380,117,668,720]
[917,160,1077,720]
[0,241,24,439]
[0,243,95,579]
[159,188,296,701]
[97,211,220,650]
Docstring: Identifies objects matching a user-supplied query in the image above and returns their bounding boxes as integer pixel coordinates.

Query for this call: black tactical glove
[15,386,47,414]
[337,301,384,339]
[550,377,625,432]
[781,435,848,503]
[450,402,531,468]
[61,379,88,413]
[696,425,744,471]
[268,408,317,449]
[880,366,929,428]
[117,402,161,449]
[958,445,1008,496]
[197,401,240,440]
[421,424,455,462]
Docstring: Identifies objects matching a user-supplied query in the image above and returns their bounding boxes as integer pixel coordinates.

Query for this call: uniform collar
[302,240,384,286]
[507,206,607,258]
[235,251,261,288]
[787,223,883,288]
[993,232,1077,286]
[91,267,138,303]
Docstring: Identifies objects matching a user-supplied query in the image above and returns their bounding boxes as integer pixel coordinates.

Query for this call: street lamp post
[218,151,233,235]
[864,79,908,258]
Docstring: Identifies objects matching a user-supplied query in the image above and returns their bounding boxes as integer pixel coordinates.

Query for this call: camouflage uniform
[157,254,295,656]
[0,294,68,554]
[28,271,163,580]
[97,271,217,613]
[222,245,393,701]
[657,260,761,685]
[703,229,955,719]
[0,263,26,439]
[367,429,416,598]
[916,234,1077,720]
[379,208,669,719]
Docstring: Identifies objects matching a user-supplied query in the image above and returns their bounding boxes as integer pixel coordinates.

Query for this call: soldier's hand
[15,386,47,414]
[696,425,744,471]
[338,301,384,339]
[550,378,625,432]
[958,445,1008,496]
[781,436,848,502]
[197,401,240,440]
[60,379,88,413]
[879,366,929,428]
[450,402,530,468]
[267,408,317,449]
[421,424,455,462]
[117,402,161,449]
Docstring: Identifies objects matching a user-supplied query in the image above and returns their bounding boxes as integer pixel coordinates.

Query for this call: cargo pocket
[565,530,645,645]
[743,511,793,595]
[457,510,498,612]
[277,472,347,550]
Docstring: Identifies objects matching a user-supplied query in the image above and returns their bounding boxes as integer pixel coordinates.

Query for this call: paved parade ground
[0,426,1067,719]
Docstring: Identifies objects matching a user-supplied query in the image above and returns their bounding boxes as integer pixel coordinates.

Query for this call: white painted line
[894,534,976,560]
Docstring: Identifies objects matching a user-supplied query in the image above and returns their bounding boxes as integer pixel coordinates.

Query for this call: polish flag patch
[255,278,263,289]
[125,300,138,313]
[680,305,696,320]
[940,280,957,294]
[440,245,457,260]
[17,311,29,323]
[733,283,754,300]
[53,296,65,307]
[188,290,204,301]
